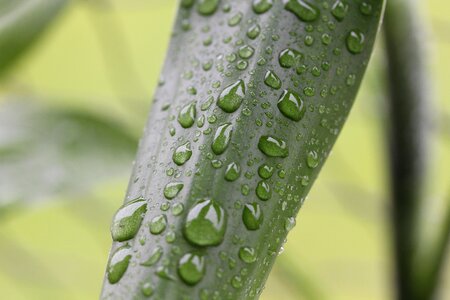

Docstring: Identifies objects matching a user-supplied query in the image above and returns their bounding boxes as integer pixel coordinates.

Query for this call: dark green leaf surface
[101,1,385,299]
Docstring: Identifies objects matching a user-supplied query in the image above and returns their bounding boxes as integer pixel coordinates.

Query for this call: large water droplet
[264,70,281,90]
[239,246,257,263]
[217,80,246,113]
[178,102,196,128]
[252,0,273,14]
[256,180,272,201]
[284,0,319,22]
[107,246,132,284]
[278,48,303,68]
[184,199,227,246]
[178,252,206,285]
[331,0,348,21]
[149,215,167,235]
[212,123,233,155]
[242,202,263,230]
[111,197,147,242]
[277,90,305,122]
[346,29,365,54]
[141,246,163,267]
[164,182,184,200]
[225,162,241,181]
[173,142,193,165]
[258,135,289,158]
[197,0,219,15]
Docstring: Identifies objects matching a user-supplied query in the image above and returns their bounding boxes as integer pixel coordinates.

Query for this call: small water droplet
[141,246,163,267]
[217,80,246,113]
[178,252,206,285]
[258,164,274,179]
[284,0,319,22]
[149,215,167,235]
[197,0,219,16]
[238,45,255,59]
[231,275,243,289]
[306,150,319,168]
[239,246,257,263]
[111,197,147,242]
[242,202,263,230]
[173,142,193,165]
[279,48,303,68]
[172,203,185,216]
[285,216,296,231]
[346,29,365,54]
[258,135,289,157]
[107,246,132,284]
[212,123,233,155]
[256,180,272,201]
[277,90,305,122]
[360,2,373,15]
[264,70,281,90]
[247,24,261,39]
[201,96,214,111]
[225,162,241,181]
[252,0,273,14]
[184,199,227,246]
[331,0,348,21]
[164,182,184,200]
[178,102,197,128]
[141,282,154,297]
[228,12,243,26]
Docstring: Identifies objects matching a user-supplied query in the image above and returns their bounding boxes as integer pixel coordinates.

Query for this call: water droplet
[242,202,263,230]
[360,2,372,15]
[306,150,319,168]
[225,162,241,181]
[285,217,296,231]
[197,0,219,16]
[149,215,167,235]
[178,102,197,128]
[239,246,257,263]
[173,142,193,165]
[217,80,246,113]
[228,12,243,26]
[258,164,274,179]
[252,0,273,14]
[107,246,132,284]
[141,282,154,297]
[247,24,261,39]
[172,203,185,216]
[258,135,289,157]
[331,0,348,21]
[264,70,281,90]
[201,96,214,111]
[164,182,184,200]
[231,275,243,289]
[346,29,365,54]
[256,180,271,201]
[155,266,176,281]
[212,123,233,155]
[184,199,227,246]
[277,90,305,122]
[284,0,319,22]
[111,197,147,242]
[238,45,255,59]
[278,48,303,68]
[178,252,206,285]
[141,246,163,267]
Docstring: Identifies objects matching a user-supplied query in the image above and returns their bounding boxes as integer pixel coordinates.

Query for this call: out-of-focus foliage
[0,0,67,76]
[0,1,448,300]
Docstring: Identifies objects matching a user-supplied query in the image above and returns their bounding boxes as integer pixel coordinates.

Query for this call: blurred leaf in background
[0,1,448,300]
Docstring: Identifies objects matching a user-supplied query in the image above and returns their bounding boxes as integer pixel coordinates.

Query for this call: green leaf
[0,0,67,76]
[0,101,137,208]
[101,1,385,298]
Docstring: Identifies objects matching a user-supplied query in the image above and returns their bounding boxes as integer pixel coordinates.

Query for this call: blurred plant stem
[384,1,449,299]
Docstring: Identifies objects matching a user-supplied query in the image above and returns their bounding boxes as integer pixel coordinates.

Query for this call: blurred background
[0,1,448,299]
